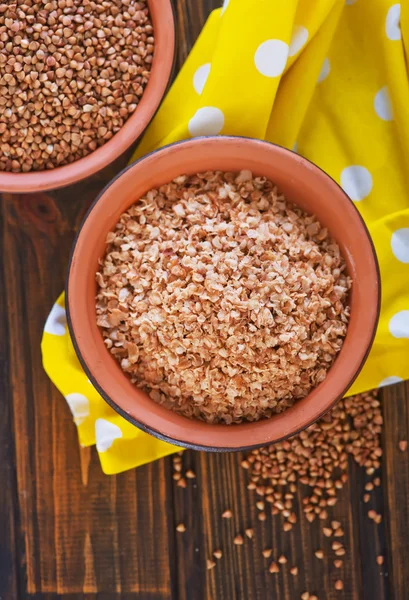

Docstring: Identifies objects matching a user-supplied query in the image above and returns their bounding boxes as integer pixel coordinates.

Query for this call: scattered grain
[222,510,233,519]
[262,549,272,558]
[207,559,216,570]
[278,555,287,565]
[376,555,384,566]
[269,562,280,574]
[332,542,343,551]
[176,523,186,533]
[242,391,382,537]
[314,550,324,560]
[213,549,222,560]
[334,580,344,591]
[245,528,254,539]
[234,534,244,546]
[290,566,299,576]
[399,440,407,452]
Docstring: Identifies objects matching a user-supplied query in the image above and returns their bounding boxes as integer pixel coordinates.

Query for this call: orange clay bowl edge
[66,136,380,451]
[0,0,175,194]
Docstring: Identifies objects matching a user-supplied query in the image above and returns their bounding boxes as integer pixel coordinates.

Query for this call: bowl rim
[0,0,176,194]
[66,135,381,452]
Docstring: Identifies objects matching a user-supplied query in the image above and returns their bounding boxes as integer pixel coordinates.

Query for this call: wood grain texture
[383,381,409,599]
[0,0,408,599]
[0,201,20,600]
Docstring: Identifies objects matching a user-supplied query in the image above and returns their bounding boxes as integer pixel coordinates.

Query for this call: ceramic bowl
[0,0,175,194]
[66,136,380,451]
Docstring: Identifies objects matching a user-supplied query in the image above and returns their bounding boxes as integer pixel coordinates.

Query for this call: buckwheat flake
[96,170,351,424]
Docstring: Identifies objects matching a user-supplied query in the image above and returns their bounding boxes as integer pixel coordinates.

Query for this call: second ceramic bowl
[0,0,175,193]
[67,136,380,451]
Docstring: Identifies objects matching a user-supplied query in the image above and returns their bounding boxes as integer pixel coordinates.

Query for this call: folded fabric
[42,0,409,474]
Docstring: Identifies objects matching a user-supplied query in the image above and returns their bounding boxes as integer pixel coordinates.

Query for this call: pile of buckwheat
[240,390,384,596]
[0,0,154,172]
[243,391,383,529]
[96,170,351,424]
[173,390,385,597]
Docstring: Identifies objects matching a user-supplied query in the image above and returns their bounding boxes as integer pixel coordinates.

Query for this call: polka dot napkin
[42,0,409,474]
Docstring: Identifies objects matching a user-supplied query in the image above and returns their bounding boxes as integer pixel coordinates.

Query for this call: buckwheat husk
[0,0,154,172]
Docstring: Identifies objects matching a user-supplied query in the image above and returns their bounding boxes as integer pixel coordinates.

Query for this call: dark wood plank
[0,200,20,600]
[383,381,409,599]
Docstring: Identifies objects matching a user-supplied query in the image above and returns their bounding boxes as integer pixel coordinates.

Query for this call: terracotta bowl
[0,0,175,194]
[67,136,380,451]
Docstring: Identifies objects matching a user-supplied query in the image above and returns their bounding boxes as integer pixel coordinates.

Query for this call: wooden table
[1,1,409,598]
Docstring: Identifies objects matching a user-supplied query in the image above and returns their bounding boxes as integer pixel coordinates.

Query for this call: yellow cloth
[42,0,409,474]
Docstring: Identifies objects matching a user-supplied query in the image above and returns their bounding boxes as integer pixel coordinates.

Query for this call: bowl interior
[0,0,175,193]
[67,137,380,450]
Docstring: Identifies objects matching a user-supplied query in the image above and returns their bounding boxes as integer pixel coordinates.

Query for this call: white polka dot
[345,0,357,5]
[95,419,123,453]
[44,303,67,336]
[289,26,309,57]
[379,376,404,387]
[389,311,409,338]
[221,0,229,14]
[188,107,224,137]
[193,63,211,95]
[254,39,289,78]
[341,166,373,201]
[318,58,330,83]
[386,4,401,40]
[374,86,393,121]
[391,228,409,263]
[65,393,90,425]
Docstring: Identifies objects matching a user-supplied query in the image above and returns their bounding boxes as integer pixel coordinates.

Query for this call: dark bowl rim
[66,135,381,452]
